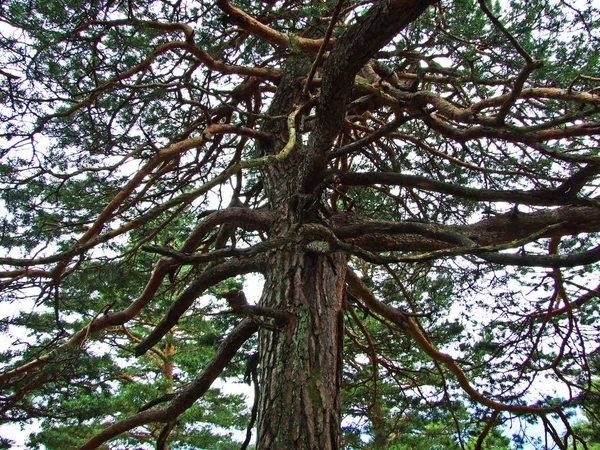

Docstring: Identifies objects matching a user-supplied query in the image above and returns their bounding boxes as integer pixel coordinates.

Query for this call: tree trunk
[254,52,352,447]
[257,246,347,449]
[253,4,438,445]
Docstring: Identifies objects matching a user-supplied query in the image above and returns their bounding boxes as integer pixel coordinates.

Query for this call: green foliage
[1,0,600,448]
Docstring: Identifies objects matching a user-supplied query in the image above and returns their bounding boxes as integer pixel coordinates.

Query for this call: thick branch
[135,258,262,355]
[179,207,275,254]
[302,0,438,191]
[338,169,600,207]
[333,206,600,252]
[216,0,328,53]
[79,318,259,450]
[478,245,600,268]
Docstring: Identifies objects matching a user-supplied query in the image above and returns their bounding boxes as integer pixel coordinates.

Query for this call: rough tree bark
[254,56,349,447]
[257,248,347,449]
[254,1,438,447]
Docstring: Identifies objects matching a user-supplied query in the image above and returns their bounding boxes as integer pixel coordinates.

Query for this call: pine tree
[1,0,599,448]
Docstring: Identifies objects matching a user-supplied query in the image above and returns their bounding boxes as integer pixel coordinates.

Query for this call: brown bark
[252,1,439,447]
[338,167,600,206]
[257,247,347,449]
[334,206,600,252]
[302,0,439,191]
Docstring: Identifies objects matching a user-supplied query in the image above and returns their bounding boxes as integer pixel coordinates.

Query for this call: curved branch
[142,235,292,264]
[494,61,543,125]
[180,41,280,82]
[135,257,262,356]
[473,410,501,450]
[531,281,600,319]
[0,257,176,383]
[338,168,600,207]
[328,116,407,159]
[478,244,600,268]
[179,206,275,254]
[335,206,600,252]
[84,18,281,81]
[1,223,266,381]
[326,220,475,248]
[34,38,278,136]
[346,271,560,415]
[422,110,600,147]
[216,0,328,53]
[79,318,259,450]
[307,221,569,264]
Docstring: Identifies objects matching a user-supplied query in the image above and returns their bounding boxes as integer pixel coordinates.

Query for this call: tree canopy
[1,0,600,448]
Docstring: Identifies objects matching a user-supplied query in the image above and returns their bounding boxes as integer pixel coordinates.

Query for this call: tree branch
[135,258,263,356]
[216,0,328,53]
[302,0,439,191]
[478,245,600,268]
[79,318,259,450]
[338,169,600,207]
[335,206,600,252]
[346,271,561,415]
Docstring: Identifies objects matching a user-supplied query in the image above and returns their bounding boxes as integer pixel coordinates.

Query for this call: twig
[302,0,346,99]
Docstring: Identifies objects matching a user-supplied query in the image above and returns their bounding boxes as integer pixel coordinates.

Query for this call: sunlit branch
[471,88,600,113]
[385,83,600,130]
[33,40,277,137]
[85,19,281,81]
[216,0,329,53]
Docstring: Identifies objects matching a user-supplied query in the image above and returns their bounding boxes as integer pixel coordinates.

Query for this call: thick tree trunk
[255,54,351,446]
[253,3,438,444]
[257,246,347,449]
